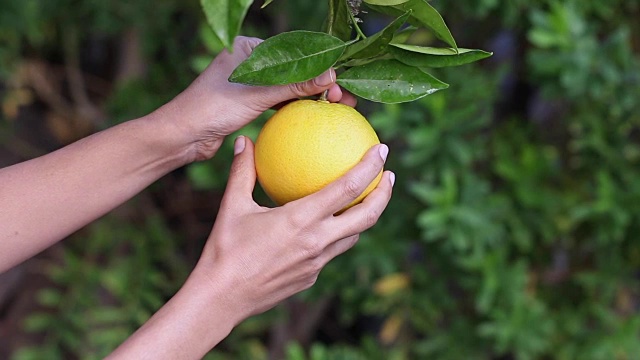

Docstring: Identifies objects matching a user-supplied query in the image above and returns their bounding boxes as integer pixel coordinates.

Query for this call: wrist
[190,261,253,327]
[144,102,225,166]
[110,268,245,359]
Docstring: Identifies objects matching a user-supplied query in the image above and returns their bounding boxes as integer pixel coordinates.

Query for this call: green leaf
[367,0,457,49]
[336,59,449,103]
[340,11,411,61]
[229,31,346,86]
[200,0,253,50]
[392,25,418,43]
[326,0,352,41]
[339,55,392,68]
[200,23,225,54]
[364,0,410,5]
[261,0,275,8]
[390,44,493,67]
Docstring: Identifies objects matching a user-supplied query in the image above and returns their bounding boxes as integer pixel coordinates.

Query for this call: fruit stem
[319,89,329,102]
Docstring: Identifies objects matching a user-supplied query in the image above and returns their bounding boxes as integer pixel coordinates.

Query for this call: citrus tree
[200,0,492,103]
[3,0,640,359]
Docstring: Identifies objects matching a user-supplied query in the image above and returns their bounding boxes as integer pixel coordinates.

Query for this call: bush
[1,1,639,359]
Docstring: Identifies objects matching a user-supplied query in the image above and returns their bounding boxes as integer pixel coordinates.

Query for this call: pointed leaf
[336,59,449,103]
[200,0,253,50]
[367,0,457,49]
[229,31,346,86]
[364,0,410,5]
[326,0,353,41]
[390,44,493,67]
[340,11,411,61]
[261,0,275,8]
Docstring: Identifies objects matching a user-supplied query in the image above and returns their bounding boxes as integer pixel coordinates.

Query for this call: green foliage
[200,0,253,50]
[365,0,457,48]
[389,44,493,68]
[336,59,449,103]
[340,11,410,61]
[3,0,640,359]
[229,31,347,85]
[212,0,491,103]
[12,217,189,360]
[326,0,352,41]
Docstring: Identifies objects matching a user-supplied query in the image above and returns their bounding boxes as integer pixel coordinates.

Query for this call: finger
[233,36,263,57]
[325,84,343,103]
[220,136,257,209]
[258,68,337,107]
[325,85,357,108]
[320,234,360,265]
[300,144,388,218]
[332,171,395,238]
[338,89,357,107]
[271,84,355,111]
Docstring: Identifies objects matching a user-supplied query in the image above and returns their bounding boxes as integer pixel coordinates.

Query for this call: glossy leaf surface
[200,0,253,50]
[326,0,353,41]
[229,31,346,85]
[337,59,449,103]
[390,44,493,67]
[340,11,411,60]
[367,0,457,49]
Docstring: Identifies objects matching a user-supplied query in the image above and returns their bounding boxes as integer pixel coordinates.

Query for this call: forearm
[107,269,245,359]
[0,110,202,272]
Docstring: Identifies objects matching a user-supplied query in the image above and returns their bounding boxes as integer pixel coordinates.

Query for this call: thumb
[221,136,257,208]
[270,68,336,103]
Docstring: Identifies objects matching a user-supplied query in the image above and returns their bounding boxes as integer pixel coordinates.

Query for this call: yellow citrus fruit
[255,99,382,210]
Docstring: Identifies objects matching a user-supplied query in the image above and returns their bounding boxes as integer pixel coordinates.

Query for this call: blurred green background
[1,0,640,359]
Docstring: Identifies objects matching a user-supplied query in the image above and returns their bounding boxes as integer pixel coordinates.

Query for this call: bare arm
[0,37,348,273]
[0,113,192,272]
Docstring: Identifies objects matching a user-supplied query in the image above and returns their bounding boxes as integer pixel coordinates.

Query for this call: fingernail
[234,136,246,155]
[389,172,396,187]
[378,144,389,162]
[315,69,335,87]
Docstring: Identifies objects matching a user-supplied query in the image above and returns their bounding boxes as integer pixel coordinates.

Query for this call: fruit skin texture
[255,99,382,209]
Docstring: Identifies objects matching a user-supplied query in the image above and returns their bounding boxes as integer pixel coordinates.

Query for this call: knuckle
[336,235,360,255]
[363,208,381,229]
[370,154,384,172]
[303,274,319,290]
[236,36,260,47]
[286,208,310,229]
[347,234,360,248]
[302,239,323,259]
[342,177,364,199]
[307,257,324,275]
[289,82,307,97]
[302,259,324,282]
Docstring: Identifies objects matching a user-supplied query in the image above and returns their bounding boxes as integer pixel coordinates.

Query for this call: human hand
[194,136,394,319]
[107,136,392,359]
[161,36,356,162]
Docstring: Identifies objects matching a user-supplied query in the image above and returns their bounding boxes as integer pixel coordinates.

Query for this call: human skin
[0,37,394,358]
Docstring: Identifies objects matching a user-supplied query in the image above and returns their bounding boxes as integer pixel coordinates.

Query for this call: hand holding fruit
[110,136,394,359]
[193,136,394,318]
[160,36,357,162]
